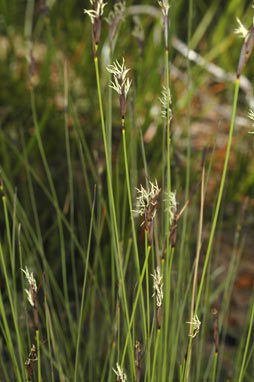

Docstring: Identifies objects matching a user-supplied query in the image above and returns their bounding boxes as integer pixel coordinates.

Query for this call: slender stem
[194,78,240,315]
[0,242,25,379]
[30,90,72,334]
[178,2,193,363]
[36,330,41,382]
[184,77,240,382]
[45,296,54,382]
[94,56,134,369]
[63,62,79,317]
[145,232,150,335]
[74,188,96,382]
[121,244,151,367]
[122,127,147,339]
[145,231,151,381]
[186,166,205,379]
[211,351,218,382]
[1,191,16,296]
[165,49,171,201]
[238,295,254,382]
[162,246,174,382]
[151,329,161,382]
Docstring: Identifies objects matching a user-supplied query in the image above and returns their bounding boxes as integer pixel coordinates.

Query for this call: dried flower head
[248,108,254,134]
[158,0,170,17]
[84,0,107,24]
[186,314,201,338]
[21,266,37,307]
[113,362,127,382]
[234,17,249,40]
[106,58,132,119]
[151,267,163,307]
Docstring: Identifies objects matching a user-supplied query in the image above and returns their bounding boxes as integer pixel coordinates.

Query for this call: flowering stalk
[84,0,107,56]
[184,314,201,375]
[107,58,148,343]
[107,58,148,346]
[106,58,132,128]
[151,267,163,330]
[234,17,254,78]
[158,0,172,246]
[113,362,127,382]
[186,314,201,339]
[25,344,37,381]
[158,0,170,51]
[87,9,135,372]
[21,266,39,330]
[134,180,161,245]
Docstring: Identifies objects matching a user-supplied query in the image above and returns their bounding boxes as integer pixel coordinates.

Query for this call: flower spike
[106,58,132,121]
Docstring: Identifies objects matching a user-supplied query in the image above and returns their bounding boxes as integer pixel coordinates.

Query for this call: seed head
[21,266,37,307]
[25,344,37,381]
[159,86,172,119]
[107,58,132,119]
[84,0,107,52]
[234,17,249,40]
[158,0,170,17]
[248,108,254,134]
[113,362,127,382]
[107,58,132,97]
[84,0,107,24]
[134,181,160,218]
[186,314,201,338]
[165,190,177,224]
[134,180,161,244]
[151,267,163,308]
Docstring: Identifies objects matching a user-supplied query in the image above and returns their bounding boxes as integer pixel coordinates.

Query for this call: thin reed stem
[194,77,240,314]
[36,330,41,382]
[122,127,147,339]
[186,166,205,378]
[162,246,174,382]
[94,55,134,371]
[121,244,151,367]
[30,89,74,339]
[211,351,218,382]
[74,188,96,382]
[184,77,240,382]
[238,294,254,382]
[151,329,161,382]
